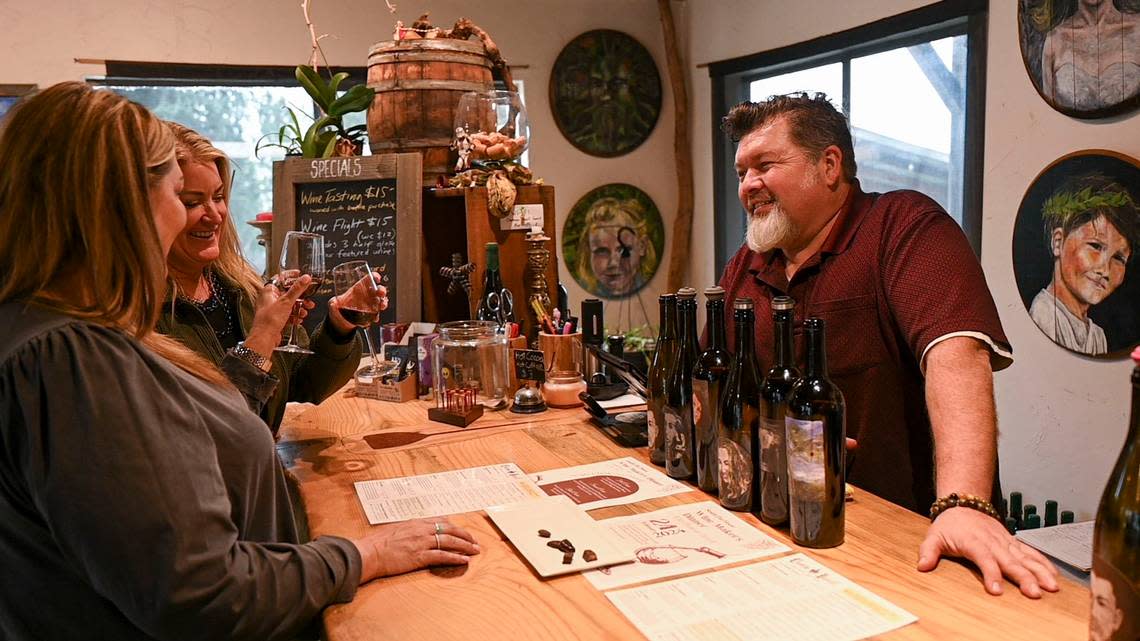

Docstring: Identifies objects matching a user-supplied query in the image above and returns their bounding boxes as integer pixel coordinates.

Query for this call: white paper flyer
[354,463,545,525]
[584,501,790,590]
[531,457,692,510]
[607,553,917,641]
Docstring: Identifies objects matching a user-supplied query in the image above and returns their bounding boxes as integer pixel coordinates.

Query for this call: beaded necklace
[178,270,241,350]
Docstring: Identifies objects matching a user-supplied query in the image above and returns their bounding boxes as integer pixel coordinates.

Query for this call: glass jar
[432,321,510,409]
[453,90,529,167]
[538,331,584,408]
[543,373,586,408]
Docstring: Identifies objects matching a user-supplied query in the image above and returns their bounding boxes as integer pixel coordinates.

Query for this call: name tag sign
[272,154,422,328]
[514,348,546,382]
[500,203,545,231]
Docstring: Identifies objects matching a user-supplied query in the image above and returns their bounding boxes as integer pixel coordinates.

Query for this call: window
[93,63,367,274]
[708,0,987,276]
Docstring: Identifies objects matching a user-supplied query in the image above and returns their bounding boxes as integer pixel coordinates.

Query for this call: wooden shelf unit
[421,184,558,341]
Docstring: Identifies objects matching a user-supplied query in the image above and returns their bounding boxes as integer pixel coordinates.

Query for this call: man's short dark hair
[722,92,857,182]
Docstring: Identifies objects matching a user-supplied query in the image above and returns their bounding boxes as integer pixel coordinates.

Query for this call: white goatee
[746,203,794,253]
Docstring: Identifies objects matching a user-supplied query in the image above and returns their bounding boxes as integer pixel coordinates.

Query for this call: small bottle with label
[759,295,799,526]
[785,317,845,548]
[646,294,677,466]
[692,286,731,494]
[664,288,699,480]
[717,297,761,512]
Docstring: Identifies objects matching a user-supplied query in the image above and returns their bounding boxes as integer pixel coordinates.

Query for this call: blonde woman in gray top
[0,82,479,641]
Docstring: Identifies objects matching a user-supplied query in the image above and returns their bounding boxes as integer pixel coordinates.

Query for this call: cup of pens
[538,331,585,408]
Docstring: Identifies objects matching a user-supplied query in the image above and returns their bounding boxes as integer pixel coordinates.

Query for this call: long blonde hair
[166,121,263,301]
[0,82,225,383]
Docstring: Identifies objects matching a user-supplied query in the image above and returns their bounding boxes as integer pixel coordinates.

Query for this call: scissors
[484,288,515,327]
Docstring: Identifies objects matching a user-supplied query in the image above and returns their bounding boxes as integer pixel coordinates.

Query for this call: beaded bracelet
[929,492,1001,522]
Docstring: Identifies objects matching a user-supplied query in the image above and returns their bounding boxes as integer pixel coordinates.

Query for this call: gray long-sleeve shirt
[0,302,361,640]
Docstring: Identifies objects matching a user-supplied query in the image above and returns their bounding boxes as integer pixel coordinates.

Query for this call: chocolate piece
[537,529,551,538]
[546,540,565,550]
[583,549,597,562]
[562,551,573,565]
[560,539,575,552]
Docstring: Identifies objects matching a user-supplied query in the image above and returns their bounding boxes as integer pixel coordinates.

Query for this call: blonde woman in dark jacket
[158,122,376,434]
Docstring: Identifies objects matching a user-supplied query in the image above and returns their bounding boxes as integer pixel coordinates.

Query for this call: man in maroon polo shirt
[719,93,1058,598]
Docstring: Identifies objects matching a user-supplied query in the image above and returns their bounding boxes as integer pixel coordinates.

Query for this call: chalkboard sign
[272,154,422,329]
[514,348,546,382]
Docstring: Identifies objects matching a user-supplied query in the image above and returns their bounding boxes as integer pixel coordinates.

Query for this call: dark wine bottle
[664,288,699,480]
[1089,351,1140,641]
[692,286,731,494]
[476,242,514,326]
[646,294,677,466]
[717,297,761,512]
[785,317,845,548]
[759,295,799,526]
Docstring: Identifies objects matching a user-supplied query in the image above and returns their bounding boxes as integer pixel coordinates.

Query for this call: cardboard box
[356,373,418,403]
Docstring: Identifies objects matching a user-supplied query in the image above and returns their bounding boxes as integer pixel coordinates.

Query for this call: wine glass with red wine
[331,260,387,378]
[275,231,326,354]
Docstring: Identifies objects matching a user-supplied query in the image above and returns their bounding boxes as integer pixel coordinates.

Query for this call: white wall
[4,0,1133,517]
[685,0,1137,518]
[0,0,675,333]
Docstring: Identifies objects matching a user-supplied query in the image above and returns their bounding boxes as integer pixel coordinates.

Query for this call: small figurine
[439,252,476,316]
[453,126,473,172]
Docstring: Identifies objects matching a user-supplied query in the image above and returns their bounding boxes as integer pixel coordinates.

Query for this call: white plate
[486,495,635,578]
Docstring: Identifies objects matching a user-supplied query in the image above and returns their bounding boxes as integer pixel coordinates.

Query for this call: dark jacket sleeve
[286,319,361,405]
[6,325,360,641]
[220,351,280,414]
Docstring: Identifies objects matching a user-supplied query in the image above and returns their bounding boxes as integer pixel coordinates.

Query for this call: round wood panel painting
[1017,0,1140,118]
[549,30,662,157]
[562,183,665,300]
[1012,150,1140,357]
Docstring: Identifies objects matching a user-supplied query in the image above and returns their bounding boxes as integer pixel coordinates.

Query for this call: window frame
[708,0,988,276]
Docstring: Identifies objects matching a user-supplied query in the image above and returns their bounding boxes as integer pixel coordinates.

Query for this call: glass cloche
[453,90,529,170]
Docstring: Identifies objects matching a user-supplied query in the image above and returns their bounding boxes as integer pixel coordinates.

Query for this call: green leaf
[320,134,339,158]
[296,64,333,109]
[328,71,350,96]
[328,85,375,117]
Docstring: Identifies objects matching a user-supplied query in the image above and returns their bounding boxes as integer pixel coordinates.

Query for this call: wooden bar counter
[276,388,1090,641]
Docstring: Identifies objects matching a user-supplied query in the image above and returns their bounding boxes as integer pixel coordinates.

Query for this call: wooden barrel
[367,39,495,181]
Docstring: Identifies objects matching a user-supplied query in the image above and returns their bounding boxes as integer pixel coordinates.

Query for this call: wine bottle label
[692,381,718,443]
[786,417,825,498]
[647,409,660,449]
[693,381,720,491]
[1091,554,1140,641]
[663,406,691,476]
[717,440,752,510]
[759,416,784,472]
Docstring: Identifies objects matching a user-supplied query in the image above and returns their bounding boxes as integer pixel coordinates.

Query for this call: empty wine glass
[276,231,325,354]
[332,260,389,380]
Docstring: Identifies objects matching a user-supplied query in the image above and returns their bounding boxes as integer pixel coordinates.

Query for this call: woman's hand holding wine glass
[331,260,390,379]
[241,273,317,358]
[275,231,326,354]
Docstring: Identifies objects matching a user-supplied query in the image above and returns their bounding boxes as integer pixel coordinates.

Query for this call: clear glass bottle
[693,286,731,493]
[1089,350,1140,641]
[647,294,677,466]
[718,297,761,512]
[432,320,510,409]
[759,295,799,526]
[664,288,699,480]
[786,317,846,548]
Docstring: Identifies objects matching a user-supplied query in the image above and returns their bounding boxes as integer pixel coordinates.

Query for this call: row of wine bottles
[645,288,846,549]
